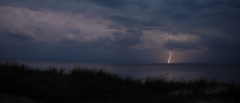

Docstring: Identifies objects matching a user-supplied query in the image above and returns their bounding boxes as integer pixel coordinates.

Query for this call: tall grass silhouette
[0,61,239,103]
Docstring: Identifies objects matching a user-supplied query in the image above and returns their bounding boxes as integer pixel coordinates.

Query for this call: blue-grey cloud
[0,29,35,41]
[1,0,240,63]
[107,16,161,27]
[88,0,127,8]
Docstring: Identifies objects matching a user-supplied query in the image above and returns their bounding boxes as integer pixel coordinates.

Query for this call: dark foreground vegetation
[0,62,239,103]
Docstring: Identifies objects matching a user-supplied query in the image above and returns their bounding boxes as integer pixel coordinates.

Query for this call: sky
[0,0,240,63]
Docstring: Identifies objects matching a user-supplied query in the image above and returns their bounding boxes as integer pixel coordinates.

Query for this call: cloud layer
[1,0,240,63]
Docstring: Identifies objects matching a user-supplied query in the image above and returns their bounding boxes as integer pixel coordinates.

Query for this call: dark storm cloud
[107,16,160,27]
[153,0,240,29]
[163,33,240,51]
[88,0,127,8]
[1,0,240,63]
[163,39,200,51]
[0,0,89,13]
[0,29,35,41]
[152,0,240,52]
[112,30,143,47]
[88,0,150,9]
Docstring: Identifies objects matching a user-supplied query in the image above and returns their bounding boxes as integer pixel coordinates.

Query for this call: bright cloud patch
[0,6,113,43]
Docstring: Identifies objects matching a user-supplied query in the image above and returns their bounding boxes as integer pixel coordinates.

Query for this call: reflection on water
[18,62,240,83]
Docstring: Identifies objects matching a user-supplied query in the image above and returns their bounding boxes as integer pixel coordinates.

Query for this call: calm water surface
[18,62,240,83]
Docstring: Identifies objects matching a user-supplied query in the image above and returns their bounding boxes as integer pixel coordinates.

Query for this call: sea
[16,62,240,84]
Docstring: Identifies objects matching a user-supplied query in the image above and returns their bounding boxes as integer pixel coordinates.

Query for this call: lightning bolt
[168,51,172,64]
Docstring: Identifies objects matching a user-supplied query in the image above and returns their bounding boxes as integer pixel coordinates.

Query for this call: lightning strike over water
[168,51,172,64]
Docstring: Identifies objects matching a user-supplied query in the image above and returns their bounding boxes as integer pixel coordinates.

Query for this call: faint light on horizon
[168,51,172,64]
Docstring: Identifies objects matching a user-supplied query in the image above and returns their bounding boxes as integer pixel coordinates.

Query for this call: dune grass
[0,61,239,103]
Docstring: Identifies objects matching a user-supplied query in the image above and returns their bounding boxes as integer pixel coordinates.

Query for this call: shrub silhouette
[0,61,239,103]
